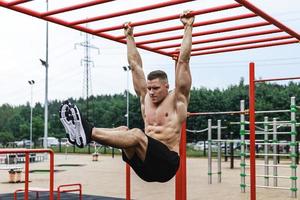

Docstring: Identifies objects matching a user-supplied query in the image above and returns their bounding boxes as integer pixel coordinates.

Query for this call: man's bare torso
[143,91,187,153]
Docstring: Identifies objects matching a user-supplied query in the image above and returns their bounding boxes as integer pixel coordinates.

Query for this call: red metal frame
[249,63,256,200]
[0,0,299,58]
[1,1,300,200]
[14,183,82,200]
[248,63,300,200]
[57,183,82,200]
[0,149,54,200]
[126,164,131,200]
[176,122,187,200]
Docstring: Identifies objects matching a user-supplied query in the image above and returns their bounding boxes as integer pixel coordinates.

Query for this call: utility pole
[123,66,131,128]
[75,24,99,120]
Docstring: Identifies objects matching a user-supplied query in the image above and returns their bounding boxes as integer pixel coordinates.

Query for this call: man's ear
[165,83,169,89]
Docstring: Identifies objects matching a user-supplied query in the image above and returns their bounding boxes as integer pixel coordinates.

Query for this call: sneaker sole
[59,102,76,145]
[71,105,87,148]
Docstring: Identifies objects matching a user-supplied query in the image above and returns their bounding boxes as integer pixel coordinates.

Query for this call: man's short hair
[147,70,168,83]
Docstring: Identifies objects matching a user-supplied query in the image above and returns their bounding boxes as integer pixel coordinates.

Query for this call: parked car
[14,139,34,147]
[60,138,71,146]
[193,141,211,151]
[38,137,59,147]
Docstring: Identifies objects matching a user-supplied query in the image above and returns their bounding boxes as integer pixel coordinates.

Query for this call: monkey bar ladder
[1,1,300,200]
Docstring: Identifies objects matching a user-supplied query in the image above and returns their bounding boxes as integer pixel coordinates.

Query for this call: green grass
[186,146,205,157]
[49,145,122,155]
[12,145,241,158]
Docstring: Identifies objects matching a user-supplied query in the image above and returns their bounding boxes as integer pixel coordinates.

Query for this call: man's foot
[59,100,76,145]
[59,100,93,148]
[72,103,93,148]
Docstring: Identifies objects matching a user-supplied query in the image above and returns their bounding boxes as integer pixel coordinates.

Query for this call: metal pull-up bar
[94,3,242,33]
[255,76,300,83]
[155,29,284,50]
[69,0,189,26]
[184,35,293,53]
[116,13,257,40]
[192,39,299,56]
[41,0,113,17]
[235,0,300,41]
[1,1,299,57]
[136,21,272,45]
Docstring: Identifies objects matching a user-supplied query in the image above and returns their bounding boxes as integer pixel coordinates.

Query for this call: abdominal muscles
[145,123,180,153]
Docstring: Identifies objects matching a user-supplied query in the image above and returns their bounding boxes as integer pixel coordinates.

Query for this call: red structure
[14,183,82,200]
[248,63,300,200]
[0,149,54,200]
[0,1,299,200]
[0,1,299,58]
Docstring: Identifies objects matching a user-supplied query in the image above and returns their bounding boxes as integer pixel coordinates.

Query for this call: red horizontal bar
[191,39,298,56]
[73,25,173,57]
[115,13,257,40]
[0,148,53,154]
[41,0,113,17]
[94,3,242,33]
[154,29,282,50]
[136,21,271,45]
[7,0,33,7]
[188,111,244,116]
[69,0,190,26]
[169,35,292,54]
[255,77,300,83]
[0,2,172,58]
[235,0,300,41]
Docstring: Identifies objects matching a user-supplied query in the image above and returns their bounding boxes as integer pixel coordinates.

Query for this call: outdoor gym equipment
[1,1,300,200]
[248,67,300,200]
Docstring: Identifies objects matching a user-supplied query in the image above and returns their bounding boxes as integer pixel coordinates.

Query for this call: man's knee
[129,128,148,161]
[130,128,147,144]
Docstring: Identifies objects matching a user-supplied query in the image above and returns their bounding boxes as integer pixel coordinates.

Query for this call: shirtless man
[59,11,194,182]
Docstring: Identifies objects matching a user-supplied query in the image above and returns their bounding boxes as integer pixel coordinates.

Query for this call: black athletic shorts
[122,135,180,183]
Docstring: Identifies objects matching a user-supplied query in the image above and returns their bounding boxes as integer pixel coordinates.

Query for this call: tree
[0,132,15,146]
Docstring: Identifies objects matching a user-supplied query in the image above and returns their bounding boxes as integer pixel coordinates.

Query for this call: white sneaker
[60,100,93,148]
[59,101,76,145]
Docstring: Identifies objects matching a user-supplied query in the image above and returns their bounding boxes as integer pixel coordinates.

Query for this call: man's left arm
[175,11,194,107]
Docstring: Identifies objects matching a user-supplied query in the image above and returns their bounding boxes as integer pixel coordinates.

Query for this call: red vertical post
[126,164,131,200]
[176,122,187,200]
[49,151,54,200]
[25,153,29,200]
[249,62,256,200]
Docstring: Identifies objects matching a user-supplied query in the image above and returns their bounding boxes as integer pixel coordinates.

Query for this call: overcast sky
[0,0,300,106]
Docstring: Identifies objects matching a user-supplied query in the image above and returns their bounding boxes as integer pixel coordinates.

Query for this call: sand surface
[0,153,298,200]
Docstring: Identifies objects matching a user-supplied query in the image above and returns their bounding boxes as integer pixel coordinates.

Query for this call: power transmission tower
[75,25,99,121]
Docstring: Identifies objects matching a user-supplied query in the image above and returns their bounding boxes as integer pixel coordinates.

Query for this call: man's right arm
[124,23,147,100]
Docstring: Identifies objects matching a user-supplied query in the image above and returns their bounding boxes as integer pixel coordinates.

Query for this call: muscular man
[59,11,194,182]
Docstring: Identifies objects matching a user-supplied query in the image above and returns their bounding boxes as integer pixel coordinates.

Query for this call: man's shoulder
[165,90,176,101]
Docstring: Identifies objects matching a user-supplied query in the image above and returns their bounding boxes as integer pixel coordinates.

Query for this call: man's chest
[144,101,176,125]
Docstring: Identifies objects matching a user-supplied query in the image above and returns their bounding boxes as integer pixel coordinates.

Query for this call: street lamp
[122,66,131,128]
[38,0,49,149]
[40,58,48,149]
[28,80,35,148]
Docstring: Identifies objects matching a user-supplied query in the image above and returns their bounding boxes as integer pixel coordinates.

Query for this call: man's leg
[60,100,148,161]
[92,127,148,161]
[96,126,129,132]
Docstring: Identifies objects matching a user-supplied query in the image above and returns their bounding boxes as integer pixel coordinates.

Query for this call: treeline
[0,80,299,146]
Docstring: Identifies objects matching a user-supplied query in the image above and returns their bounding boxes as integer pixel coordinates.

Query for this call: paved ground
[0,153,298,200]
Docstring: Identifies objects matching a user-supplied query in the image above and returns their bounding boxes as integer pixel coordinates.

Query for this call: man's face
[147,78,169,104]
